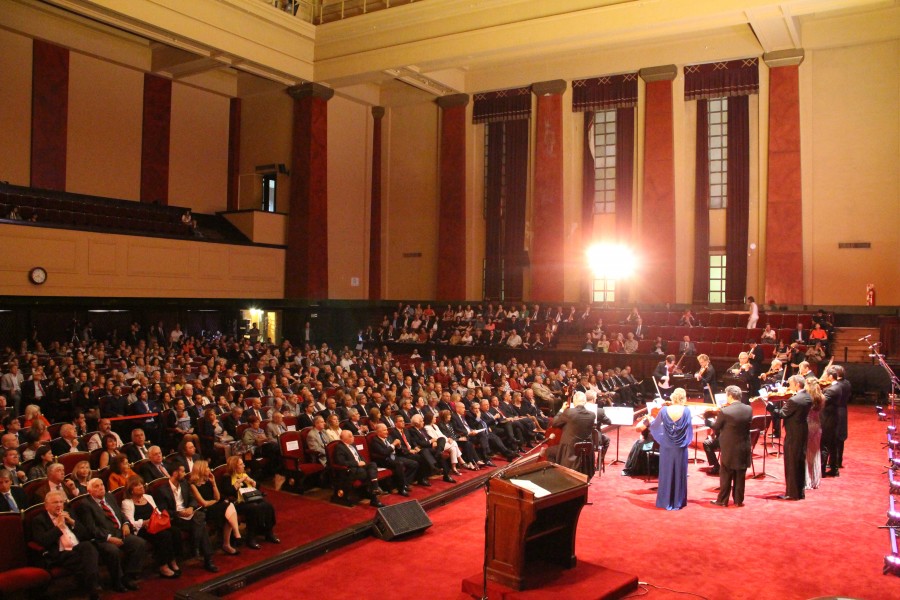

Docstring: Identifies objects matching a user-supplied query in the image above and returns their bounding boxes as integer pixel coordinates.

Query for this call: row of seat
[1,202,192,236]
[0,185,186,223]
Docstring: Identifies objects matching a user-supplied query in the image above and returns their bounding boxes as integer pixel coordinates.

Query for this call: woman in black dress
[121,475,180,578]
[189,460,241,554]
[222,456,278,550]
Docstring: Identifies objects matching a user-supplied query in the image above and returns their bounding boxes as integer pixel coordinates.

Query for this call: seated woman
[221,456,278,549]
[69,459,93,495]
[423,412,462,475]
[23,404,51,429]
[28,445,55,480]
[107,453,136,490]
[189,460,242,555]
[97,433,122,469]
[596,334,610,353]
[438,409,479,470]
[809,322,829,342]
[760,323,778,344]
[324,414,342,443]
[121,475,180,578]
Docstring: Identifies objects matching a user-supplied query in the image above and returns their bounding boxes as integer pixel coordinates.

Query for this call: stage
[174,404,900,600]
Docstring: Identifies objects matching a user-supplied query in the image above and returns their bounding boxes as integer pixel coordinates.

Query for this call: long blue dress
[650,407,693,510]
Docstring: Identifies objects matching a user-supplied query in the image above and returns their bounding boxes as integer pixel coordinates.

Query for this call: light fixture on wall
[383,67,457,97]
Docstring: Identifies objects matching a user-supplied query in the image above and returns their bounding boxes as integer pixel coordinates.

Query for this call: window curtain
[685,58,756,305]
[692,99,710,305]
[725,94,750,305]
[615,106,635,241]
[581,112,595,247]
[477,88,531,301]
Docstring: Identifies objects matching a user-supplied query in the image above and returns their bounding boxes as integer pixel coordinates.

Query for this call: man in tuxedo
[140,446,171,482]
[767,376,812,500]
[77,478,147,591]
[32,491,102,600]
[124,429,151,462]
[747,342,764,375]
[0,470,26,512]
[369,423,417,495]
[546,392,596,475]
[331,430,384,507]
[709,385,753,507]
[821,365,850,474]
[653,355,677,399]
[390,416,434,486]
[296,401,317,429]
[152,464,218,572]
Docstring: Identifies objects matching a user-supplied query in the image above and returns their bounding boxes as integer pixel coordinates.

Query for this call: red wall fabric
[765,65,803,306]
[30,40,69,191]
[436,103,467,301]
[640,80,676,304]
[286,94,329,299]
[227,98,241,212]
[530,92,565,302]
[140,74,172,205]
[369,109,384,300]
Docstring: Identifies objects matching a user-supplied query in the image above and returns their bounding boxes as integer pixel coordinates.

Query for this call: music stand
[604,407,635,466]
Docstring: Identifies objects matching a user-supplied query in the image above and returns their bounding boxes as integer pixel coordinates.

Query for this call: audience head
[571,391,586,406]
[87,477,106,499]
[125,475,145,498]
[44,490,67,515]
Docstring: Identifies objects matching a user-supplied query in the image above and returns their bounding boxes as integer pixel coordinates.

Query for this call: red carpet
[235,405,900,600]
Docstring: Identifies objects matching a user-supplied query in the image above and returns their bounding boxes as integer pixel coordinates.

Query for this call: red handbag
[147,509,171,534]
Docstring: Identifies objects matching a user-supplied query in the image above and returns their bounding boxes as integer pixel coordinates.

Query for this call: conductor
[546,392,596,474]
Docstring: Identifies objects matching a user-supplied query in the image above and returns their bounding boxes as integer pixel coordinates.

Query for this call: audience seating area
[0,182,193,237]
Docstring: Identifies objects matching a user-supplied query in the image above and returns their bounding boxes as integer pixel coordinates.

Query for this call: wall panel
[0,29,32,186]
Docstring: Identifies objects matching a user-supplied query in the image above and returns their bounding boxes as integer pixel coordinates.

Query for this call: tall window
[261,174,277,212]
[709,253,726,304]
[708,97,728,209]
[592,277,616,304]
[593,109,617,214]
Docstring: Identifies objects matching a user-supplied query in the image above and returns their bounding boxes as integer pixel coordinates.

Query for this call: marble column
[368,106,385,300]
[638,65,677,304]
[435,93,469,301]
[286,83,333,299]
[763,49,804,306]
[530,80,567,302]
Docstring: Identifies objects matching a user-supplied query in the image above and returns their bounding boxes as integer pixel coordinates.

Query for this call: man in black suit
[77,478,147,592]
[747,342,764,375]
[20,368,47,406]
[789,323,807,344]
[466,402,518,462]
[124,429,151,462]
[389,416,434,486]
[709,385,753,507]
[408,414,455,483]
[0,470,26,512]
[480,398,524,451]
[32,491,102,600]
[369,423,417,495]
[139,446,171,482]
[547,392,597,475]
[767,375,813,500]
[51,423,85,455]
[332,430,384,507]
[450,401,491,466]
[151,464,219,572]
[821,365,850,474]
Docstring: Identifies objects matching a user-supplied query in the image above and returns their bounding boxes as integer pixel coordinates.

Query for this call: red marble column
[140,74,172,204]
[638,66,677,304]
[227,98,241,212]
[435,94,469,301]
[764,50,804,306]
[530,80,567,302]
[30,40,69,191]
[368,106,385,300]
[286,83,333,299]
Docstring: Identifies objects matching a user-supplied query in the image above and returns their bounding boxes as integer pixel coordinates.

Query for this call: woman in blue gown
[649,388,693,510]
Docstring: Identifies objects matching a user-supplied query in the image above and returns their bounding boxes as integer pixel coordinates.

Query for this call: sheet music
[605,406,635,426]
[508,478,552,498]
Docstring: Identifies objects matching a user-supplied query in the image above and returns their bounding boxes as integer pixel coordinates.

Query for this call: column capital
[286,82,334,101]
[763,48,805,68]
[371,106,385,119]
[639,65,677,82]
[531,79,567,96]
[435,93,469,109]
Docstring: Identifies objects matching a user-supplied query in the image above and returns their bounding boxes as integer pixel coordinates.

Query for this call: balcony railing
[266,0,422,25]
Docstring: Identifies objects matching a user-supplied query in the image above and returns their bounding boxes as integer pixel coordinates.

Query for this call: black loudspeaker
[372,500,432,540]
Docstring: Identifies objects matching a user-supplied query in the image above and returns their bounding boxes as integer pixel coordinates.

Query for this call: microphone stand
[870,343,900,431]
[479,434,557,600]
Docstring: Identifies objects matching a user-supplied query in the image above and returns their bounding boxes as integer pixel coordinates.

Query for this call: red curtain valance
[684,58,759,100]
[473,87,532,124]
[572,73,638,111]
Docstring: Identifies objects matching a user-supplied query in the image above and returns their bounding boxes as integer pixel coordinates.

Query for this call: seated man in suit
[789,322,808,344]
[389,416,434,487]
[77,478,147,592]
[140,446,171,482]
[0,470,27,512]
[151,463,219,573]
[305,416,330,466]
[0,446,27,486]
[51,423,84,455]
[124,429,151,462]
[678,336,697,356]
[466,402,518,463]
[31,462,79,506]
[331,429,384,507]
[32,490,102,600]
[407,413,455,483]
[369,423,417,495]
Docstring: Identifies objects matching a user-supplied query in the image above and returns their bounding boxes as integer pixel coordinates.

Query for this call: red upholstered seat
[279,429,325,491]
[0,513,52,593]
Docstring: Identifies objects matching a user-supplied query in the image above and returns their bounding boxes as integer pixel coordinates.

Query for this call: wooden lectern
[485,460,589,590]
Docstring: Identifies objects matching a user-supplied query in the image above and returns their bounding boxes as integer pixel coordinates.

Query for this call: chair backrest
[22,477,47,504]
[358,434,373,462]
[298,427,321,464]
[59,451,90,475]
[749,428,761,451]
[0,513,29,568]
[279,430,303,460]
[21,504,47,545]
[325,440,340,469]
[750,414,769,432]
[47,422,64,439]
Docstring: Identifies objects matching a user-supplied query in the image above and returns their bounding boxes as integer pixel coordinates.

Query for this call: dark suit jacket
[50,437,85,456]
[297,413,316,430]
[0,486,26,511]
[548,405,596,471]
[77,493,129,538]
[450,413,473,438]
[21,380,46,404]
[31,510,95,561]
[789,329,808,344]
[124,444,150,463]
[140,461,170,483]
[368,435,399,468]
[333,442,365,469]
[710,402,753,470]
[151,478,198,516]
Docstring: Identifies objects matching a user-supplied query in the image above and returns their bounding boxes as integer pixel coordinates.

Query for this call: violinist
[653,355,677,399]
[694,354,716,403]
[758,358,786,391]
[729,352,756,397]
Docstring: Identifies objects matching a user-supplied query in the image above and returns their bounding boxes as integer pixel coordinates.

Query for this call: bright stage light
[586,243,637,279]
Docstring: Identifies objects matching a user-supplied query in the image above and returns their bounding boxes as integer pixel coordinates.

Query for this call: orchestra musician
[708,385,753,507]
[653,355,678,400]
[694,354,716,404]
[729,352,757,399]
[758,358,786,389]
[766,375,813,500]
